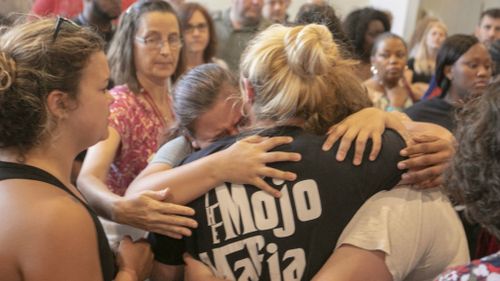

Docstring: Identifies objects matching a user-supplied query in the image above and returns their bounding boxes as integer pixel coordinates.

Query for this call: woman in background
[364,33,419,111]
[175,2,227,78]
[343,7,391,80]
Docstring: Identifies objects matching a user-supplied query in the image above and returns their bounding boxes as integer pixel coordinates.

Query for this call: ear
[474,26,480,38]
[444,65,453,81]
[242,78,255,105]
[46,90,71,119]
[184,133,200,150]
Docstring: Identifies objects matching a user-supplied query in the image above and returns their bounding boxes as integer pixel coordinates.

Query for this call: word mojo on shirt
[199,179,322,281]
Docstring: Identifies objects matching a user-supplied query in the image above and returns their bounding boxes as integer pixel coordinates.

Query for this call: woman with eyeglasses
[77,0,196,246]
[77,0,297,247]
[0,17,152,281]
[174,2,228,78]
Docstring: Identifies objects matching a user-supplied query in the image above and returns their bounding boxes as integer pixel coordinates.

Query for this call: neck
[0,142,76,189]
[185,51,205,69]
[137,74,169,101]
[443,86,463,107]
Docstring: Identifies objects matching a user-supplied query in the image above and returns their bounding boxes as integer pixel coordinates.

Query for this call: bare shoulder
[0,180,102,280]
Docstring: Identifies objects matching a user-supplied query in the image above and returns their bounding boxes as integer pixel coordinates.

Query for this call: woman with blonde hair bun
[149,23,409,280]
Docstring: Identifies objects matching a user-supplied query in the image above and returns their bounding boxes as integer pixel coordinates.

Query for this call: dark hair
[445,79,500,239]
[489,39,500,77]
[175,2,217,78]
[479,8,500,23]
[435,34,479,97]
[107,0,182,93]
[172,63,238,137]
[343,7,391,61]
[0,18,104,156]
[295,3,355,58]
[371,32,407,56]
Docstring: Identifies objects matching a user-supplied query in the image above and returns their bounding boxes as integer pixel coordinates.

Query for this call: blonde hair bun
[284,24,339,78]
[0,51,16,92]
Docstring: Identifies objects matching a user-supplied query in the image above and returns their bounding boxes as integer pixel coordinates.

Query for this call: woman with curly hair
[343,7,391,80]
[435,79,500,280]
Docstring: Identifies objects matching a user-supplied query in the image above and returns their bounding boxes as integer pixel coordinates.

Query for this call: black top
[150,126,406,280]
[404,97,455,131]
[408,58,433,84]
[0,161,116,281]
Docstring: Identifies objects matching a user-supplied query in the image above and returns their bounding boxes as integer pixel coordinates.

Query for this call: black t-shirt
[408,58,433,84]
[150,126,406,280]
[404,97,455,131]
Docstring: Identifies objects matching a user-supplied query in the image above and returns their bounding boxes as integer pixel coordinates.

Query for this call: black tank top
[0,161,116,281]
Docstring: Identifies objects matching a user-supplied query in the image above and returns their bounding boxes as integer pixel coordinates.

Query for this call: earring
[370,65,378,76]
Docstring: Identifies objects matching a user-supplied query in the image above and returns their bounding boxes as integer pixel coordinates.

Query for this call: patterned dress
[106,85,173,196]
[435,252,500,281]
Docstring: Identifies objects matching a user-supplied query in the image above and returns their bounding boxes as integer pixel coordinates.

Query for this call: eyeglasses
[135,35,182,50]
[184,23,208,34]
[52,16,80,43]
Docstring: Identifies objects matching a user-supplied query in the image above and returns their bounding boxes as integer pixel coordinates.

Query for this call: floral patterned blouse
[435,251,500,281]
[106,85,173,196]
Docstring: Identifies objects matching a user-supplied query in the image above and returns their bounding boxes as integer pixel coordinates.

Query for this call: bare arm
[18,193,152,281]
[127,136,301,205]
[312,245,393,281]
[78,127,197,238]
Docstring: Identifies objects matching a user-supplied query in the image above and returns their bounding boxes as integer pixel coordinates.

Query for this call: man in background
[213,0,266,71]
[475,8,500,47]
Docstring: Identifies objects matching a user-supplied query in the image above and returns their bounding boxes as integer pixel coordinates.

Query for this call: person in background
[31,0,134,18]
[295,3,355,58]
[77,0,196,247]
[72,0,122,44]
[408,16,438,54]
[405,34,492,132]
[364,33,419,112]
[435,79,500,281]
[175,2,227,77]
[262,0,290,24]
[343,7,391,80]
[0,17,152,281]
[213,0,266,71]
[489,39,500,78]
[475,8,500,48]
[408,20,447,84]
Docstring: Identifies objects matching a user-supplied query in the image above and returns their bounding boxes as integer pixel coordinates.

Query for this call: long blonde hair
[240,24,372,134]
[413,21,447,76]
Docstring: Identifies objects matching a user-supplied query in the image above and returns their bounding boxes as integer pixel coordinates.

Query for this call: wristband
[386,105,403,112]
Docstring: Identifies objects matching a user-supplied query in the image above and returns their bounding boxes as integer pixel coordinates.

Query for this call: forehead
[377,37,406,50]
[79,51,109,89]
[188,10,207,23]
[367,20,385,32]
[459,43,491,61]
[136,11,179,35]
[194,97,240,137]
[480,15,500,26]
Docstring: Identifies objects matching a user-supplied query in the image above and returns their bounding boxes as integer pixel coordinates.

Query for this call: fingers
[251,176,281,198]
[368,133,382,161]
[240,135,267,144]
[401,164,446,185]
[260,151,301,163]
[322,124,347,151]
[400,135,447,157]
[353,130,370,165]
[398,151,450,170]
[156,209,198,228]
[258,136,294,151]
[259,166,297,182]
[336,128,358,161]
[156,202,196,217]
[141,188,170,201]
